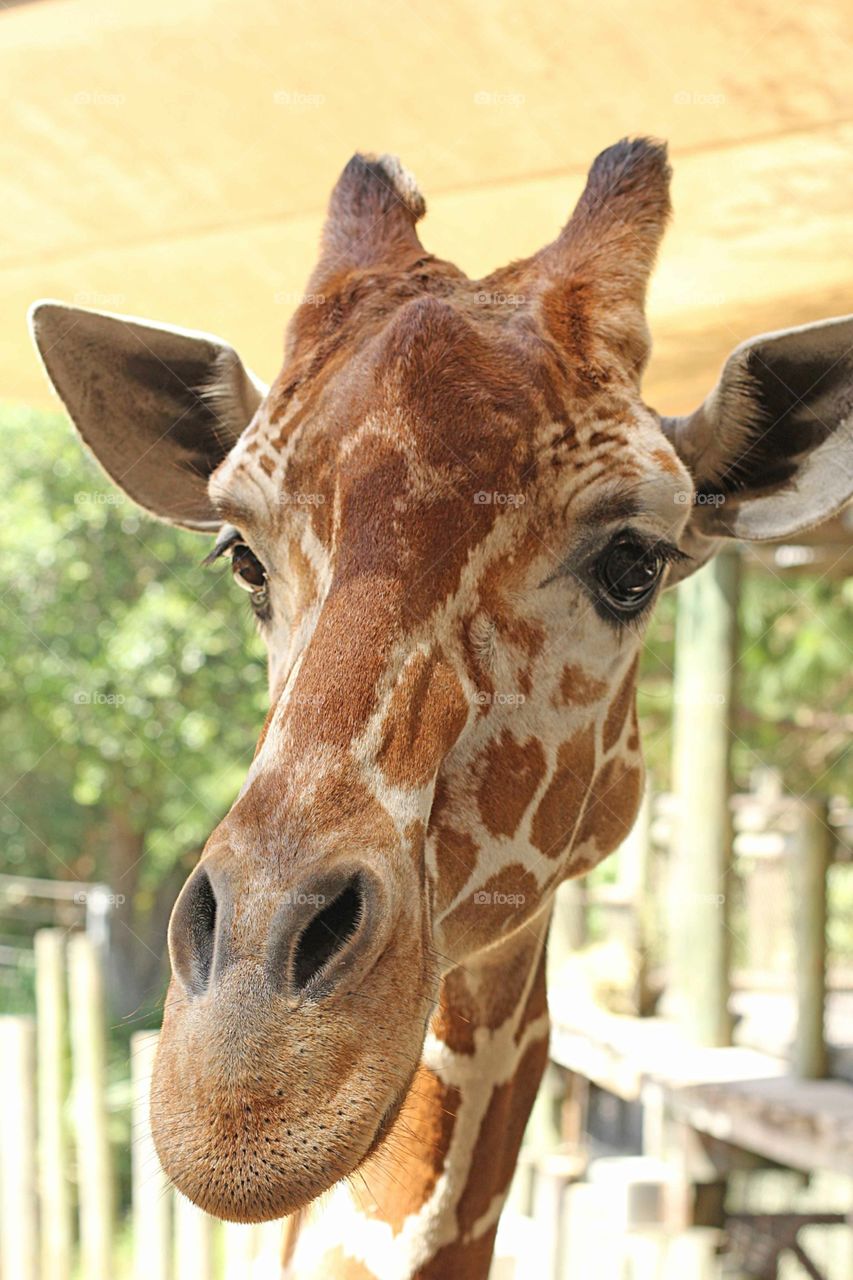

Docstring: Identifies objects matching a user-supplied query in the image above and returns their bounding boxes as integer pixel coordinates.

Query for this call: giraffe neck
[284,911,552,1280]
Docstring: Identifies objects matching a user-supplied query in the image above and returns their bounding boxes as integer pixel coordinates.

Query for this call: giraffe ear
[662,315,853,573]
[29,302,267,530]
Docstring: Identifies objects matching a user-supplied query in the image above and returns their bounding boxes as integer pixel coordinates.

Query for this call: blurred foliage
[639,569,852,802]
[0,407,267,1008]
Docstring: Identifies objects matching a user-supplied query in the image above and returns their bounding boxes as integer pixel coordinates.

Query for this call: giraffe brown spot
[454,1031,549,1237]
[476,730,547,839]
[530,724,596,857]
[420,1231,501,1280]
[652,445,683,476]
[514,949,549,1046]
[431,926,546,1055]
[431,966,478,1055]
[558,663,607,707]
[362,1065,460,1235]
[588,429,621,448]
[376,651,469,789]
[575,757,643,855]
[441,864,539,955]
[389,297,536,474]
[602,657,638,754]
[286,537,318,599]
[432,825,480,916]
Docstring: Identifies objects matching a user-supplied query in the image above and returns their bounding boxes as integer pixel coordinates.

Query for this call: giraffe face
[35,141,853,1229]
[148,204,692,1217]
[207,285,692,963]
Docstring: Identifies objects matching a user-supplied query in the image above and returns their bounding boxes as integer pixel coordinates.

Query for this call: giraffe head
[31,140,853,1222]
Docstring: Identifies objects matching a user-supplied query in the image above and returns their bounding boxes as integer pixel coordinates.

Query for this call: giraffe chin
[150,949,432,1223]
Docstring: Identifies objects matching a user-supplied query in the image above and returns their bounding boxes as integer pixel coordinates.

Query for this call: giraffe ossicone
[31,138,853,1279]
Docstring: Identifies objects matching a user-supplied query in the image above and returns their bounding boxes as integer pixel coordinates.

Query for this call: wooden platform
[550,1001,853,1179]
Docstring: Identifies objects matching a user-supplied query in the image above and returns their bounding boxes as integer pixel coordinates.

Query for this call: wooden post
[792,796,832,1078]
[174,1194,215,1280]
[0,1015,39,1280]
[68,931,113,1280]
[531,1161,566,1279]
[669,550,739,1046]
[665,1229,722,1280]
[223,1221,258,1278]
[35,928,73,1280]
[562,1182,621,1279]
[131,1030,170,1280]
[255,1218,287,1271]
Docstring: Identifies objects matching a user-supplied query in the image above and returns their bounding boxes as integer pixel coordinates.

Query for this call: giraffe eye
[230,543,267,595]
[203,527,270,618]
[595,535,670,617]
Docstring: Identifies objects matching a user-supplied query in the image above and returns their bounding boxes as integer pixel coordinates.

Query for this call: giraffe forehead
[221,393,679,564]
[212,288,686,558]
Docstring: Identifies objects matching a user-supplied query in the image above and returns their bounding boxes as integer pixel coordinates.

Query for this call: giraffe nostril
[169,867,218,995]
[291,876,365,994]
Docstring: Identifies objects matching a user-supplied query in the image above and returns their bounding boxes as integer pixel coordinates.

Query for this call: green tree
[638,564,852,800]
[0,406,267,1015]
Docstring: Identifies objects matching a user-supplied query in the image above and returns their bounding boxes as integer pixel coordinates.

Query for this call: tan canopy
[2,0,851,412]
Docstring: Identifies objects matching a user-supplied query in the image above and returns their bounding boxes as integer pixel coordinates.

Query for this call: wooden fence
[0,928,727,1280]
[0,930,284,1280]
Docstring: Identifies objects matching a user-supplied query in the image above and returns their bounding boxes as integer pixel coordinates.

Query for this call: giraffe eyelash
[202,525,243,567]
[203,526,272,623]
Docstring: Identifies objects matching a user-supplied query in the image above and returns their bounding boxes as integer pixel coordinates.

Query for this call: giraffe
[31,139,853,1279]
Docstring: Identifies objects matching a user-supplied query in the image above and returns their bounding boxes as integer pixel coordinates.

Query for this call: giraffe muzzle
[152,848,433,1222]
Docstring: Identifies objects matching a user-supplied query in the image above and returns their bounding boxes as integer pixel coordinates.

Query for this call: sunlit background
[1,1,852,1277]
